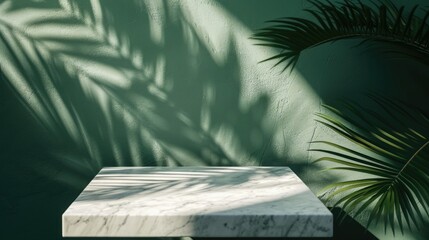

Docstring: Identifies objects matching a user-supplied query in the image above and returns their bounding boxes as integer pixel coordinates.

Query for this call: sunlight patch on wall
[201,81,215,132]
[143,0,166,46]
[179,0,231,66]
[90,0,104,35]
[67,56,133,88]
[0,6,62,26]
[27,19,96,39]
[177,0,320,164]
[154,55,166,88]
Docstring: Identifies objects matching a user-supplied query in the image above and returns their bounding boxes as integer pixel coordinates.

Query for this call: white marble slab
[62,167,332,237]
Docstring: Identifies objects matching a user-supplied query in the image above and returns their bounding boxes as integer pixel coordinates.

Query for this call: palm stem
[305,33,429,54]
[395,140,429,180]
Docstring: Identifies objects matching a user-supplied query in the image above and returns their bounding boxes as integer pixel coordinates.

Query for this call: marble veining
[62,167,333,237]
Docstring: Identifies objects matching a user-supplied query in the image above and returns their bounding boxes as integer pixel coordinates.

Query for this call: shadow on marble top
[63,167,333,237]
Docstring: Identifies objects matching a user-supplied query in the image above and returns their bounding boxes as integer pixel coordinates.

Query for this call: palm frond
[311,95,429,234]
[253,0,429,71]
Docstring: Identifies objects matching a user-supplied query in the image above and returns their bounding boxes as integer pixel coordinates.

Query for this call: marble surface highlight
[62,167,332,237]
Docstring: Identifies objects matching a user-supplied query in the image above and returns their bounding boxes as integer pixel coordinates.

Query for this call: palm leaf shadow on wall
[0,0,243,173]
[0,0,315,192]
[253,0,429,235]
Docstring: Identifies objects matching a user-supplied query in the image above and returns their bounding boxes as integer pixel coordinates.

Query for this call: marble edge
[99,166,293,170]
[63,213,333,237]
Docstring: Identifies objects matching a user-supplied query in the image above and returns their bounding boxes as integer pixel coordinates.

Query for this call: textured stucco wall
[1,0,429,239]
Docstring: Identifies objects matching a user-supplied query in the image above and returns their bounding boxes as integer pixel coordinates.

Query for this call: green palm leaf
[253,0,429,71]
[311,95,429,234]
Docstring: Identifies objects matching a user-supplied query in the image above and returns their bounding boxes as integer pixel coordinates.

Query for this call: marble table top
[62,167,332,237]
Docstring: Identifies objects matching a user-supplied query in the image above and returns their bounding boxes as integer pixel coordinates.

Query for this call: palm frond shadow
[0,0,239,169]
[0,0,342,197]
[311,95,429,235]
[0,1,243,239]
[0,0,315,201]
[75,167,289,202]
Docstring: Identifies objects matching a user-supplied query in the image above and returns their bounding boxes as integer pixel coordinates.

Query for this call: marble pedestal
[62,167,332,237]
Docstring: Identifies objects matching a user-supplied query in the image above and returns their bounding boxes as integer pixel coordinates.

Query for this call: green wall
[1,0,429,239]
